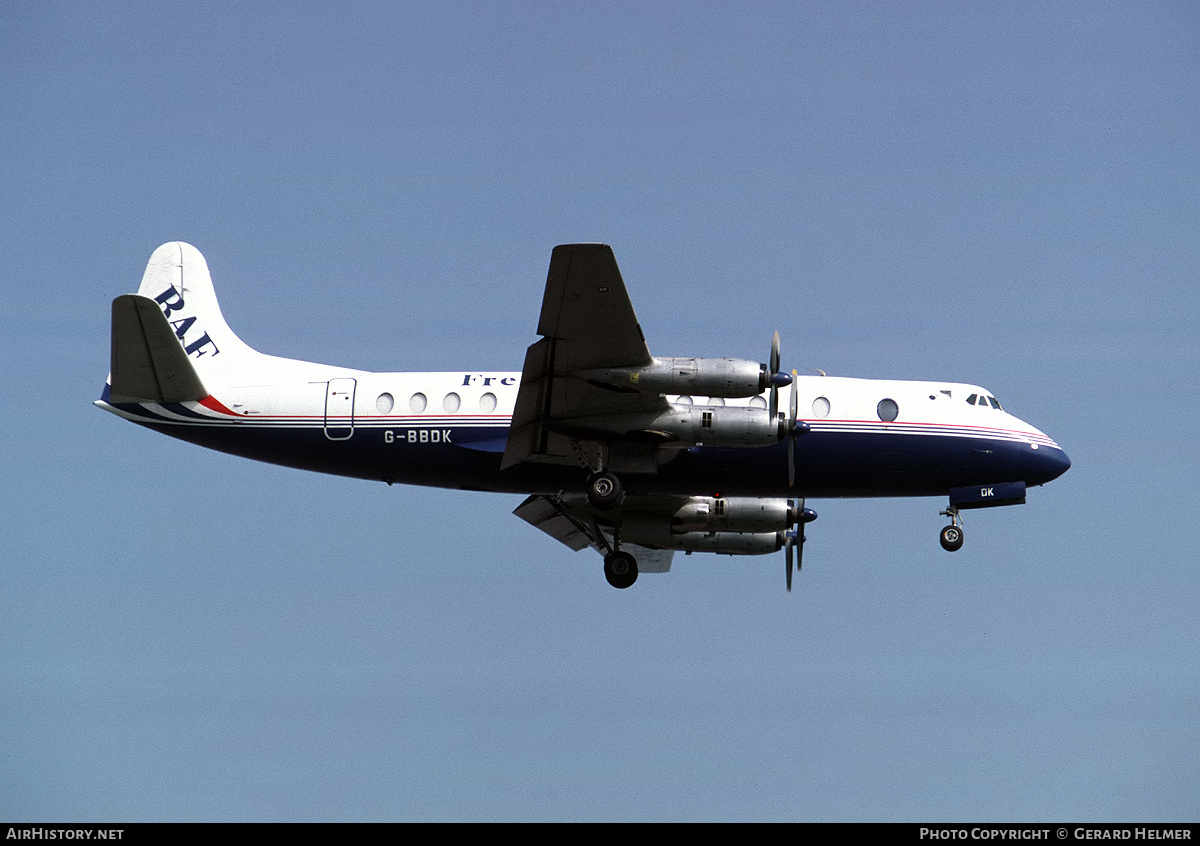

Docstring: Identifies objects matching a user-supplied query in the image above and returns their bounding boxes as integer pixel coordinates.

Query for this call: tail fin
[103,242,269,403]
[102,242,355,406]
[125,242,263,386]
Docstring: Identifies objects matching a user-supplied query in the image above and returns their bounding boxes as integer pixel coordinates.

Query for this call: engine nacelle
[620,520,784,556]
[670,497,800,534]
[582,357,773,398]
[554,403,783,447]
[651,404,784,447]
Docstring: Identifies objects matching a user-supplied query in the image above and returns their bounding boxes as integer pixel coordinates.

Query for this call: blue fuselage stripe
[124,415,1069,498]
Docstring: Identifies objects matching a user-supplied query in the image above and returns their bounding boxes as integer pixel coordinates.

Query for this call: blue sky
[2,1,1198,821]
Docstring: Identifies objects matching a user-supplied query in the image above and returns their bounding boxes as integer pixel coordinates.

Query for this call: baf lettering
[154,286,187,317]
[183,332,219,358]
[154,286,220,358]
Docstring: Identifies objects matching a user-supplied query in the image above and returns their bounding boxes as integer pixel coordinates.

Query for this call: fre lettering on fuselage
[461,374,517,387]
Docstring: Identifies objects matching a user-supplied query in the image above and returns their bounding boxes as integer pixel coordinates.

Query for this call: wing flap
[512,495,674,572]
[513,495,592,551]
[502,338,555,469]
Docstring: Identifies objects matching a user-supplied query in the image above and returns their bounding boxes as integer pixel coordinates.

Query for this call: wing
[537,243,651,370]
[502,244,670,470]
[513,495,674,573]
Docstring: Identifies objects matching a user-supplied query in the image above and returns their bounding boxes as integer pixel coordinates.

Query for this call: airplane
[96,242,1071,590]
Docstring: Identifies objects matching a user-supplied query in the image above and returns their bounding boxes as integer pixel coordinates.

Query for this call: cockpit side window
[988,396,1002,410]
[966,394,978,406]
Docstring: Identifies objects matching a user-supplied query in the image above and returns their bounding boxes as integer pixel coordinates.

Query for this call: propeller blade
[766,332,785,421]
[788,372,799,487]
[783,503,816,590]
[789,369,798,423]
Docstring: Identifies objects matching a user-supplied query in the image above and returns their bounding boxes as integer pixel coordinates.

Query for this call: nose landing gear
[938,506,964,552]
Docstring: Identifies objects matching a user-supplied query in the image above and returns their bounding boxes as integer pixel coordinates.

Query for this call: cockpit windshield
[966,393,1003,411]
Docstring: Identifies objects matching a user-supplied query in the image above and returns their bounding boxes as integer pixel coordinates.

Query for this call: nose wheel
[938,506,964,552]
[939,524,964,552]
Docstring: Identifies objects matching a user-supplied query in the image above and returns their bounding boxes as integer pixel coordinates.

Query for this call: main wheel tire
[587,471,623,510]
[939,525,964,552]
[603,551,639,589]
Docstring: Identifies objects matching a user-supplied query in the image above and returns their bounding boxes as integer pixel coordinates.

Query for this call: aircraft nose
[1028,444,1071,485]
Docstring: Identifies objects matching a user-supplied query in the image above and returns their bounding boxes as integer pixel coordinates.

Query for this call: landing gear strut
[594,518,637,589]
[603,550,638,589]
[938,506,964,552]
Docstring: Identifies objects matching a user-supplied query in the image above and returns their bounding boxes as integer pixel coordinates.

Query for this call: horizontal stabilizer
[109,294,208,403]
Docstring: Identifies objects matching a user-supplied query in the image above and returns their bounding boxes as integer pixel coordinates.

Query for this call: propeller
[778,369,810,487]
[766,331,793,418]
[765,333,806,486]
[764,339,816,591]
[768,331,782,418]
[784,530,799,592]
[788,371,798,486]
[784,499,818,592]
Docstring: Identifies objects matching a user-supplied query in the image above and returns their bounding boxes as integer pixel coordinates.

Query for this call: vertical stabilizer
[132,242,263,387]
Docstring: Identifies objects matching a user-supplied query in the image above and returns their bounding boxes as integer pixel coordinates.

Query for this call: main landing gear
[582,464,635,587]
[583,472,636,587]
[938,506,964,552]
[586,471,623,510]
[603,550,638,589]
